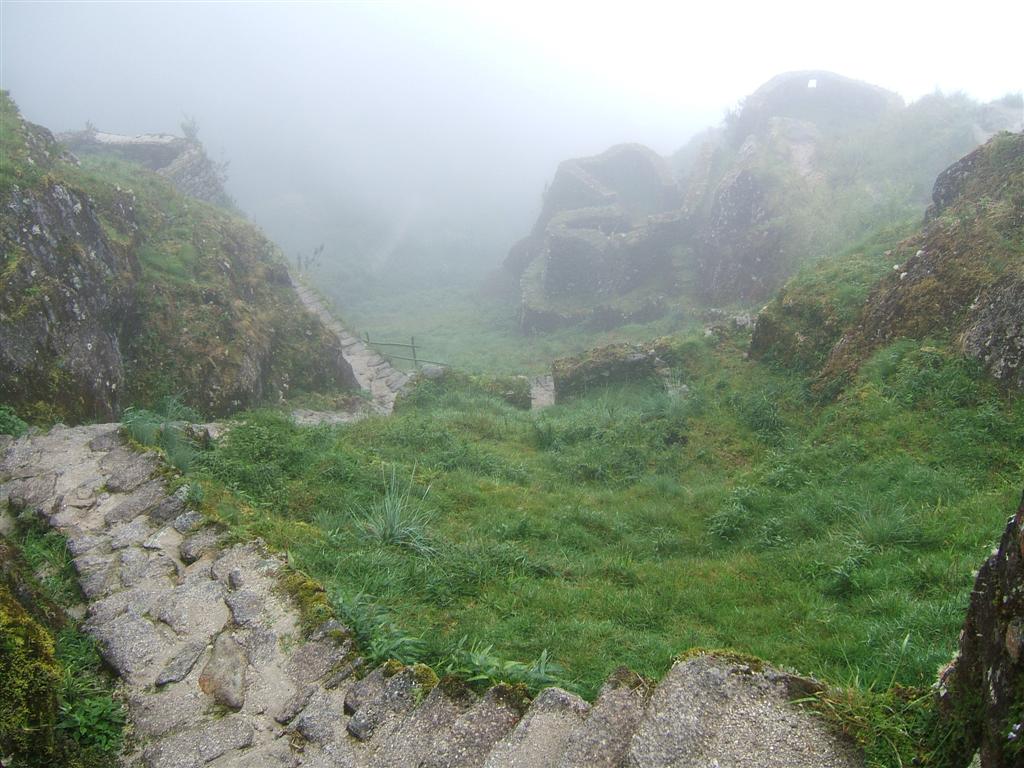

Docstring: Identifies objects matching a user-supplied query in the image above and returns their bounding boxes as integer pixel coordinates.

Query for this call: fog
[3,1,1022,277]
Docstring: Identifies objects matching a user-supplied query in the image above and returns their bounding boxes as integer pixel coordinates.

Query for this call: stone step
[344,665,388,715]
[557,668,650,768]
[482,687,590,768]
[624,655,862,768]
[419,684,527,768]
[346,664,436,742]
[368,678,477,767]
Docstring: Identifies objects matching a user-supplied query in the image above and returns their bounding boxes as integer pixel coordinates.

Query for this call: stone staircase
[0,425,863,768]
[291,281,410,415]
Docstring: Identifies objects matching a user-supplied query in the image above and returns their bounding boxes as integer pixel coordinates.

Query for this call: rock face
[937,490,1024,767]
[60,128,233,209]
[960,275,1024,390]
[0,168,138,420]
[0,94,357,421]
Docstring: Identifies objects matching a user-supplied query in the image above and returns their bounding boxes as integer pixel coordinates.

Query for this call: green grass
[186,329,1021,735]
[322,282,700,375]
[2,515,126,767]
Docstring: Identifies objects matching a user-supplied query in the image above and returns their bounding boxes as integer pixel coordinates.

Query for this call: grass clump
[351,465,435,556]
[121,395,204,471]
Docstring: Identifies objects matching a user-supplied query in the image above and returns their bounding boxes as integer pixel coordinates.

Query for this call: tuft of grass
[121,396,203,471]
[353,465,435,557]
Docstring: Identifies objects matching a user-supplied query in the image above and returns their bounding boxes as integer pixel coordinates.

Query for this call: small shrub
[0,404,29,436]
[56,694,124,752]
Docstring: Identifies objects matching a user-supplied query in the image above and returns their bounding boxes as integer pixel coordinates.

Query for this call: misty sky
[2,1,1022,266]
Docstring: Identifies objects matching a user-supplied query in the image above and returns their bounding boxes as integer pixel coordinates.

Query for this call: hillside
[0,93,356,422]
[751,130,1024,394]
[1,89,1023,768]
[504,72,1023,332]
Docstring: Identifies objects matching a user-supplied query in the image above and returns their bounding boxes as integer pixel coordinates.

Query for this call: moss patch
[0,579,60,763]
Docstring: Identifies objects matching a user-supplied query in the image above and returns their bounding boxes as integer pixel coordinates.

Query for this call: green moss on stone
[278,570,334,638]
[0,580,61,764]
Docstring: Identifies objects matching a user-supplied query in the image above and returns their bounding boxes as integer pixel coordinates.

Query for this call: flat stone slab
[91,609,165,681]
[625,656,862,768]
[199,632,248,710]
[141,715,254,768]
[156,640,208,686]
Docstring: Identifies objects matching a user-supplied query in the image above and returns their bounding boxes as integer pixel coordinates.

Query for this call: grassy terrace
[179,330,1021,710]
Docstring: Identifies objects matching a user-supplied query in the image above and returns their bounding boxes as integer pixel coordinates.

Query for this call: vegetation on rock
[0,92,356,424]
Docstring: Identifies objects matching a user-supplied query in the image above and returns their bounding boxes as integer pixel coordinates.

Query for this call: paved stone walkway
[292,282,409,415]
[0,425,864,767]
[529,376,556,410]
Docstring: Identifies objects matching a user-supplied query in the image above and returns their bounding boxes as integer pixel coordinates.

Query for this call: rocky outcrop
[508,145,682,332]
[508,72,1016,322]
[817,131,1024,390]
[0,94,357,421]
[937,490,1024,767]
[60,128,233,209]
[1,423,864,767]
[726,70,903,140]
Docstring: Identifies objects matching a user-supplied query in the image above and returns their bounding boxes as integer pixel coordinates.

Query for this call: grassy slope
[331,283,701,375]
[189,331,1022,704]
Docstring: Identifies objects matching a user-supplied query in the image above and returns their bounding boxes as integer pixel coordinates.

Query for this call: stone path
[0,426,864,767]
[529,375,556,410]
[292,281,409,415]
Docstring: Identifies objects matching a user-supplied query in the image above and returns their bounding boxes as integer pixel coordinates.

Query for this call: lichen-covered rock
[818,131,1024,390]
[959,273,1024,390]
[0,171,138,422]
[936,490,1024,767]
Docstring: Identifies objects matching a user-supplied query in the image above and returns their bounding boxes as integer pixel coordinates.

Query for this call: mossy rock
[0,580,61,763]
[279,570,334,638]
[552,342,666,402]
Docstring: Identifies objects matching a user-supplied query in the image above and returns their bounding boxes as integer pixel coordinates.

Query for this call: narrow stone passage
[292,281,410,415]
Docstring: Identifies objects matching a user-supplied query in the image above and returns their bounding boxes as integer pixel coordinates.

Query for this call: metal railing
[362,332,446,367]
